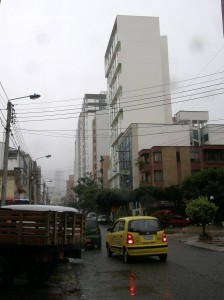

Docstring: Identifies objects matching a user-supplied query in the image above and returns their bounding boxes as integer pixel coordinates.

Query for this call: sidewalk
[175,225,224,252]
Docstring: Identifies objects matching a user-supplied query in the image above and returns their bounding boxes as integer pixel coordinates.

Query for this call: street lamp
[0,93,41,206]
[32,155,51,204]
[35,154,52,163]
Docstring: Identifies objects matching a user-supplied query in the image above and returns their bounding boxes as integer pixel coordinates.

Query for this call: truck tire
[0,256,14,289]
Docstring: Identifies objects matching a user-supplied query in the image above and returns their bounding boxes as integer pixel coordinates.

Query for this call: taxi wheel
[159,254,167,262]
[123,249,130,263]
[107,245,112,257]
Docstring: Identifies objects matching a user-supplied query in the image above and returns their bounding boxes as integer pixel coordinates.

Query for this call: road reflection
[128,271,137,296]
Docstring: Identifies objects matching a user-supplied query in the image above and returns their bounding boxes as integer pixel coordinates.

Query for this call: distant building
[66,175,75,204]
[54,169,65,194]
[0,143,33,202]
[74,93,107,183]
[92,109,110,188]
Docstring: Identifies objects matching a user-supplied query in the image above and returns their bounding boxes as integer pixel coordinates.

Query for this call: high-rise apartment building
[105,15,172,187]
[92,109,110,188]
[74,93,107,182]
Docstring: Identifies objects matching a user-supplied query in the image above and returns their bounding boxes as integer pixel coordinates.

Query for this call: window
[112,222,120,232]
[128,219,163,234]
[133,201,140,209]
[193,130,199,139]
[176,152,180,162]
[145,172,151,182]
[190,152,200,162]
[153,152,162,162]
[205,150,224,161]
[8,152,17,159]
[112,220,125,232]
[154,170,163,181]
[204,133,209,142]
[143,153,150,163]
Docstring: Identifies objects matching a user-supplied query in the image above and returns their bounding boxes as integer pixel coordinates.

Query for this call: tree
[181,168,224,200]
[73,174,99,212]
[185,196,218,237]
[95,188,121,214]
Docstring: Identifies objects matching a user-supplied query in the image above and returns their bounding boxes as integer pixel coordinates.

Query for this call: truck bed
[0,209,85,247]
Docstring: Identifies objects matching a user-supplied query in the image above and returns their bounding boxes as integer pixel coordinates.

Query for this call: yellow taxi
[106,216,168,263]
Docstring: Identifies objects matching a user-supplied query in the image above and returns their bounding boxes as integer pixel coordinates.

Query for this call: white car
[87,212,97,220]
[97,215,109,224]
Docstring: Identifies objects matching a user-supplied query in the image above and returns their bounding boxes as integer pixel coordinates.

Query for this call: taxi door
[109,220,125,255]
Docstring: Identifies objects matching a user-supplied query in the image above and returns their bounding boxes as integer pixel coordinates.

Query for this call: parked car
[85,218,101,249]
[97,214,111,224]
[106,216,168,263]
[167,215,190,228]
[87,212,97,220]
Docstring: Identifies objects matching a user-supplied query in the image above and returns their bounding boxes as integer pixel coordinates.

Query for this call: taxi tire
[123,249,130,263]
[159,254,167,262]
[107,245,112,257]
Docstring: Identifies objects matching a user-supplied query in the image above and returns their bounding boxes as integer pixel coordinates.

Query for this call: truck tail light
[162,233,167,243]
[127,233,134,244]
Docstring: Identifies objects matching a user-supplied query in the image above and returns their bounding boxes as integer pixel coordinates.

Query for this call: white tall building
[92,108,110,187]
[54,169,65,194]
[105,15,173,186]
[74,93,107,183]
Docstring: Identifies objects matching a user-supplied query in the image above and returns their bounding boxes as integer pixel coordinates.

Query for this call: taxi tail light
[162,233,167,243]
[127,233,134,244]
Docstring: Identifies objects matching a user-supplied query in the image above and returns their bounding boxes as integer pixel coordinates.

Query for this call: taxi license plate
[144,235,153,240]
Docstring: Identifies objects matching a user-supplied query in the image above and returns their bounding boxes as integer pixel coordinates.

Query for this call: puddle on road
[96,269,166,298]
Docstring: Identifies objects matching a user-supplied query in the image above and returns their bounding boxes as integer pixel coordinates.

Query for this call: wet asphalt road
[71,225,224,300]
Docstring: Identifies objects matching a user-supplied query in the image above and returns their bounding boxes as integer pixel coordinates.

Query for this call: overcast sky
[0,0,223,184]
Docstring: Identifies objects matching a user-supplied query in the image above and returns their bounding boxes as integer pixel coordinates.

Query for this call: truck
[0,204,85,289]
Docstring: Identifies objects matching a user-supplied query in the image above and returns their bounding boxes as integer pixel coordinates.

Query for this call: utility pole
[222,0,224,36]
[1,101,12,206]
[100,155,104,188]
[0,94,40,207]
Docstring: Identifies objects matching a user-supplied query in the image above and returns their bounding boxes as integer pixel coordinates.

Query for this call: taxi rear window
[128,219,163,234]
